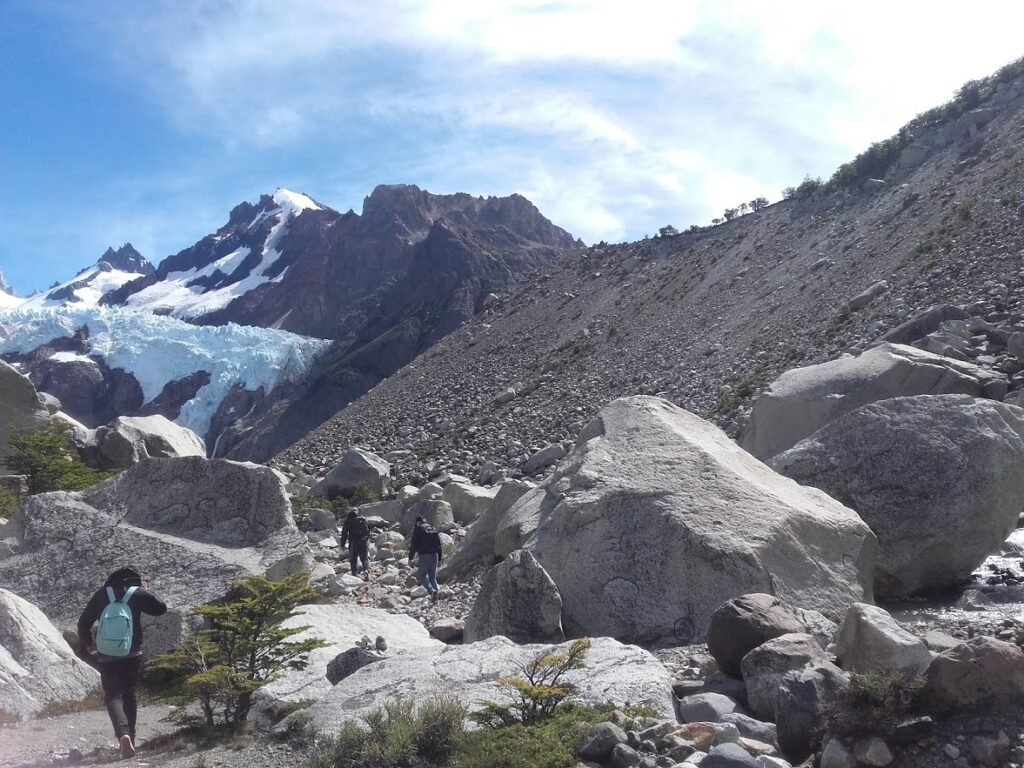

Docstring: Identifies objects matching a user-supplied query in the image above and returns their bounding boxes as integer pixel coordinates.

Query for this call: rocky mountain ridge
[277,61,1024,489]
[1,186,576,458]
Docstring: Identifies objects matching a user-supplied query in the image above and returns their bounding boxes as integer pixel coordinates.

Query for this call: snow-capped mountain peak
[0,270,22,310]
[18,245,154,310]
[98,243,155,276]
[121,188,326,320]
[273,187,322,217]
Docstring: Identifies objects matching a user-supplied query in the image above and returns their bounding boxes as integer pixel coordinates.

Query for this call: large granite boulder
[92,415,206,469]
[442,481,498,525]
[437,480,534,580]
[835,603,931,675]
[0,588,99,720]
[771,395,1024,597]
[0,457,310,655]
[402,499,454,532]
[299,636,674,734]
[880,305,971,345]
[311,448,390,500]
[464,549,564,643]
[922,637,1024,713]
[707,594,808,677]
[0,359,50,457]
[256,603,442,709]
[741,343,1004,461]
[522,397,875,644]
[494,487,545,558]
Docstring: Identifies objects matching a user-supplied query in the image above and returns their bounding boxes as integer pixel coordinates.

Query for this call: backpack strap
[106,585,139,604]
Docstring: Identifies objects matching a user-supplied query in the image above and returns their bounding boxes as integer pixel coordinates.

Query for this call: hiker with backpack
[408,515,443,602]
[77,567,167,759]
[340,509,371,579]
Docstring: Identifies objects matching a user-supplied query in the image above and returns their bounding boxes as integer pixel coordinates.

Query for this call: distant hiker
[77,567,167,759]
[408,515,443,602]
[341,509,371,579]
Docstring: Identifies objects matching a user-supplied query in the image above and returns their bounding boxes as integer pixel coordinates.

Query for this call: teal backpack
[96,586,138,657]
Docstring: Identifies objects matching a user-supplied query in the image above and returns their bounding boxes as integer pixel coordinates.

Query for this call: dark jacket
[340,511,369,548]
[78,568,167,661]
[409,523,442,560]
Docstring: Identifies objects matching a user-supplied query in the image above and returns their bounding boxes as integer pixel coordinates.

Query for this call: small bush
[4,424,113,494]
[827,670,926,737]
[472,638,591,727]
[349,483,382,507]
[312,697,466,768]
[457,704,611,768]
[0,486,17,518]
[149,572,327,729]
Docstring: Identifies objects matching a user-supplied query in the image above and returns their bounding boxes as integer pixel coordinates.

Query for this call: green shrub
[827,670,926,737]
[149,572,327,729]
[311,697,466,768]
[472,638,591,728]
[349,483,382,507]
[0,486,17,518]
[3,424,113,494]
[457,704,611,768]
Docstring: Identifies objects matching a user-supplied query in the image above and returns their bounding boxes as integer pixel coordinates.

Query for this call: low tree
[473,638,592,727]
[723,207,739,221]
[738,202,750,216]
[749,196,769,212]
[150,571,327,729]
[657,225,679,238]
[4,424,110,494]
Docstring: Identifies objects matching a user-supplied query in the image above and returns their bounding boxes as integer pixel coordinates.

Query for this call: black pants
[349,538,369,575]
[99,656,142,740]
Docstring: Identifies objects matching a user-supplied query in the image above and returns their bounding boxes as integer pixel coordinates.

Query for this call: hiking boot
[119,735,135,759]
[430,590,438,604]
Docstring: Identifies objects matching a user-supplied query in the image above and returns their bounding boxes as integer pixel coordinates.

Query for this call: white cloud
[40,1,1024,249]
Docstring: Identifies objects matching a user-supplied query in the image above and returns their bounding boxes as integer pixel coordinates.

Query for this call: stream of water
[889,527,1024,635]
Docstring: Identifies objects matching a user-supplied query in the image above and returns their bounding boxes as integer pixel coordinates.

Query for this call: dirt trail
[0,705,312,768]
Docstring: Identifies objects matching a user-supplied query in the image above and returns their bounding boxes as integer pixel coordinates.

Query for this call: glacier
[0,306,330,440]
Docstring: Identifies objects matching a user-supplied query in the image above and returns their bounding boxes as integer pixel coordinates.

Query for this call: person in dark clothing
[78,567,167,759]
[408,515,442,602]
[340,509,371,579]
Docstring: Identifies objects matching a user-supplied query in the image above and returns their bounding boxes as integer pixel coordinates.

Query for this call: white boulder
[772,395,1024,597]
[524,397,876,644]
[93,415,206,469]
[300,635,674,734]
[442,481,498,525]
[0,588,99,719]
[257,603,443,708]
[740,343,1004,461]
[311,448,390,499]
[0,359,50,457]
[835,603,931,676]
[0,457,311,655]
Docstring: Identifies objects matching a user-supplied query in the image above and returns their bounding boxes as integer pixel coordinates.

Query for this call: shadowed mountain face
[93,185,577,459]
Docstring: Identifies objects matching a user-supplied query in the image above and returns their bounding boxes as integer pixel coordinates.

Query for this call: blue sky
[3,1,1024,296]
